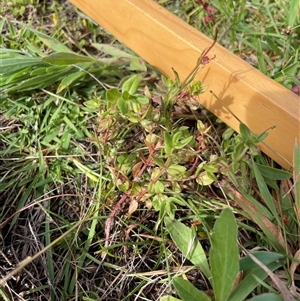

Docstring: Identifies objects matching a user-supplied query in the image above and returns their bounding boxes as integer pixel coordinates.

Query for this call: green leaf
[5,68,71,92]
[122,74,141,95]
[42,52,96,65]
[256,39,267,75]
[154,181,165,193]
[106,88,121,103]
[256,163,292,180]
[92,43,133,58]
[57,71,84,93]
[164,132,173,156]
[288,0,299,27]
[130,57,147,71]
[252,161,279,223]
[167,164,186,177]
[164,217,211,280]
[136,95,149,104]
[228,262,282,301]
[84,98,101,109]
[20,23,73,53]
[117,97,128,115]
[239,251,284,271]
[247,293,284,301]
[210,208,239,301]
[232,142,247,162]
[173,277,211,301]
[239,123,252,141]
[0,56,46,73]
[196,172,216,186]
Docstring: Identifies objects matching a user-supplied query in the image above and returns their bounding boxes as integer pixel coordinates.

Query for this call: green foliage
[210,209,239,301]
[164,209,288,301]
[1,2,299,300]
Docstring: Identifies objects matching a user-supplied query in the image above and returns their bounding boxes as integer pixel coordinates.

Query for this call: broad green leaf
[167,164,186,177]
[232,142,247,162]
[174,136,193,149]
[247,293,285,301]
[239,251,284,271]
[164,217,211,280]
[164,132,173,156]
[228,262,282,301]
[117,97,128,115]
[42,52,96,65]
[122,74,140,95]
[210,208,239,301]
[136,95,149,104]
[130,57,147,71]
[173,277,211,301]
[239,123,252,140]
[196,172,216,186]
[106,88,121,103]
[154,181,165,193]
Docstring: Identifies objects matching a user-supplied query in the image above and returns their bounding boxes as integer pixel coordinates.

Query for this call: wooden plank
[69,0,299,170]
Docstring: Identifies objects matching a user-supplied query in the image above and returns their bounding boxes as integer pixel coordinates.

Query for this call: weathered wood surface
[69,0,300,169]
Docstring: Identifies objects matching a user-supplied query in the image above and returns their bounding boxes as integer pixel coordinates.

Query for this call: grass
[0,0,299,300]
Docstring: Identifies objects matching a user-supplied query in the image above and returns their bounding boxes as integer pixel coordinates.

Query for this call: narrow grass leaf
[19,23,73,53]
[239,251,284,271]
[210,208,239,301]
[173,277,211,301]
[252,161,279,223]
[256,163,292,180]
[288,0,299,27]
[5,69,71,92]
[63,116,82,136]
[57,71,84,93]
[247,293,285,301]
[228,262,282,301]
[164,217,211,280]
[256,39,267,75]
[226,186,286,251]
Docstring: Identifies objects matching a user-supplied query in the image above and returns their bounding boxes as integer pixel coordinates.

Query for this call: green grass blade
[247,293,285,301]
[288,0,299,27]
[209,208,239,301]
[228,262,282,301]
[252,161,280,225]
[239,251,284,271]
